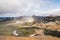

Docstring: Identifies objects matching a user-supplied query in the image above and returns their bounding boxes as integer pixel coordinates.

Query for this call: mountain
[0,15,60,23]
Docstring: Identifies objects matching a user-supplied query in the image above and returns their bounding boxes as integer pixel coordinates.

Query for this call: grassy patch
[0,23,37,36]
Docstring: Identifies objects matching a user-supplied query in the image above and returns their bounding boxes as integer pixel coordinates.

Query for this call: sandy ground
[0,36,60,40]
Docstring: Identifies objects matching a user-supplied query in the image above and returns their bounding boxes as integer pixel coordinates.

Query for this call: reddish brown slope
[0,36,60,40]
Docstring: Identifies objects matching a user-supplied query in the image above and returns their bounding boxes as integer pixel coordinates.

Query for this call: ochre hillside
[0,36,60,40]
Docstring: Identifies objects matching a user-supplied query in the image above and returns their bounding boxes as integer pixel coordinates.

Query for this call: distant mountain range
[0,16,60,22]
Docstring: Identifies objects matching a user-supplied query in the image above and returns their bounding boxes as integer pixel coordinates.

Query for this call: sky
[0,0,60,17]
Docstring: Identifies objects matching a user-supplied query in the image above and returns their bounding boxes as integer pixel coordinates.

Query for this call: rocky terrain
[0,16,60,40]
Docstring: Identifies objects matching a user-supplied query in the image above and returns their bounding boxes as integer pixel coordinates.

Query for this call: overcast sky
[0,0,60,17]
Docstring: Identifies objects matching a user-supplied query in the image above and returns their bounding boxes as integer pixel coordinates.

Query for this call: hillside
[0,36,60,40]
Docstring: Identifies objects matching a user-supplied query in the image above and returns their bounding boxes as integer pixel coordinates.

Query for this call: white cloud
[0,0,42,17]
[0,0,20,12]
[0,0,60,17]
[40,8,60,16]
